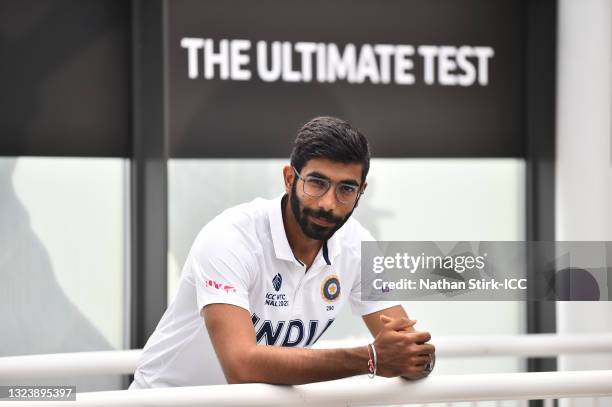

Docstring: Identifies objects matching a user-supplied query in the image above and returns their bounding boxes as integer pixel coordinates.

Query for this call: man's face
[287,159,366,241]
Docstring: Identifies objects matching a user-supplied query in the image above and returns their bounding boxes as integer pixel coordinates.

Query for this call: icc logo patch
[321,275,340,302]
[272,273,283,292]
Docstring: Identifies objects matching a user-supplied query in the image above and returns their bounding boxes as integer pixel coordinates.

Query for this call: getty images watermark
[361,242,612,301]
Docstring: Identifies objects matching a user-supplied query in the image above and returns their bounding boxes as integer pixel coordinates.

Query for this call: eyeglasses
[293,167,363,205]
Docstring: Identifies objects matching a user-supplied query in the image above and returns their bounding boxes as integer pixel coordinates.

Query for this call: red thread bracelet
[366,343,376,378]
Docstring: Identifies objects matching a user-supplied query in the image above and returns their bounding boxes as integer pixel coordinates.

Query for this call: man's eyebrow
[306,171,360,186]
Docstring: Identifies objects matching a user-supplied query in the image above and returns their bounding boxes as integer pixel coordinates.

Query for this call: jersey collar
[268,194,342,266]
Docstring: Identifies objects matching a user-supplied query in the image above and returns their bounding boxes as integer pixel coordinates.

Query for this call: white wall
[556,0,612,405]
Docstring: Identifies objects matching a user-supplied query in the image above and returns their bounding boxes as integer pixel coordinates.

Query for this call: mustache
[303,207,342,224]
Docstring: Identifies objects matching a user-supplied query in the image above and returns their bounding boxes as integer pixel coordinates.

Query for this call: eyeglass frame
[292,166,365,205]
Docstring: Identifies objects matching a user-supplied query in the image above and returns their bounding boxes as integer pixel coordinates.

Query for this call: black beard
[288,181,354,241]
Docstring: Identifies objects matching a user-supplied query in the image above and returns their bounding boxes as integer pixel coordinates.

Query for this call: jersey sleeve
[189,226,253,313]
[349,225,401,316]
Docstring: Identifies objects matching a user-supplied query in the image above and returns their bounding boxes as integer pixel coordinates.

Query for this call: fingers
[408,330,432,344]
[412,342,436,355]
[380,317,433,347]
[410,355,431,366]
[406,365,429,376]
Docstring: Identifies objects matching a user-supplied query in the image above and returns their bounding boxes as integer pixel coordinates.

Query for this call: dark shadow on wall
[0,159,121,391]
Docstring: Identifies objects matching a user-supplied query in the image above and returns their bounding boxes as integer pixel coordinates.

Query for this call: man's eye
[339,185,358,194]
[307,178,328,189]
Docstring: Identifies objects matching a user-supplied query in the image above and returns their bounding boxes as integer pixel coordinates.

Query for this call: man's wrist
[343,345,372,376]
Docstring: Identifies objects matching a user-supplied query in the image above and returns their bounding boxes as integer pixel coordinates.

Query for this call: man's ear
[354,180,367,208]
[282,165,294,194]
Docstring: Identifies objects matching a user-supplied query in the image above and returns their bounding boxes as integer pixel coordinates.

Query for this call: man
[130,116,435,388]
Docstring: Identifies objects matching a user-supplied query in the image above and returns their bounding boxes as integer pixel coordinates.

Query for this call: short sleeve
[349,269,400,316]
[349,226,400,316]
[189,229,253,313]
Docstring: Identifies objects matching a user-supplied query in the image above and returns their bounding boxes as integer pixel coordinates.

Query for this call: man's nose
[317,186,338,212]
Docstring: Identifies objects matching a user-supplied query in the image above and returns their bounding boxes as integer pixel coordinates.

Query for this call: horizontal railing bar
[315,333,612,358]
[0,350,141,379]
[4,370,609,407]
[1,333,610,379]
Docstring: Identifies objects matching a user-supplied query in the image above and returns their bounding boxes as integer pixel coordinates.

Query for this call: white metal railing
[1,370,608,407]
[1,333,611,379]
[0,350,141,380]
[315,333,612,357]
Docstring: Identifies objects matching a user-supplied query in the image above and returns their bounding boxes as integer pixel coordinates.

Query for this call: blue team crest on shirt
[321,275,340,302]
[272,273,283,292]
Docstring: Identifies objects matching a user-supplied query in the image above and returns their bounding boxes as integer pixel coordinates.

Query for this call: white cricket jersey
[130,194,395,388]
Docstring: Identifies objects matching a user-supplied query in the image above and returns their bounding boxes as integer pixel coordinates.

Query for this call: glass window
[0,157,128,391]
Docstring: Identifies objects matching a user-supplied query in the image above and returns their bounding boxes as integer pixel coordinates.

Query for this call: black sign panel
[168,0,525,158]
[0,0,131,157]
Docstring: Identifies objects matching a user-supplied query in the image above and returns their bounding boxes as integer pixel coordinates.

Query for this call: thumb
[380,314,392,323]
[380,315,418,328]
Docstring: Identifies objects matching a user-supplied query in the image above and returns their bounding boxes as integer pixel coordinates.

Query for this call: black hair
[290,116,370,182]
